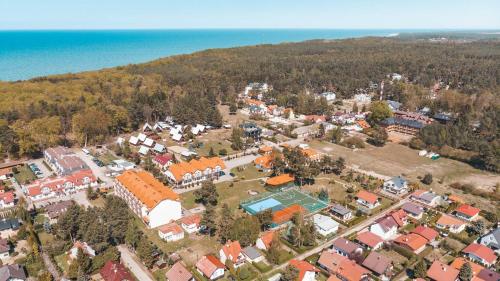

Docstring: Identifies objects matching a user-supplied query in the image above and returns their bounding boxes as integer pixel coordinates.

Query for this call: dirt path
[41,251,61,280]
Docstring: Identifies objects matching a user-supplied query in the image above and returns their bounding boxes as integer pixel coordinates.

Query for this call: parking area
[32,190,91,209]
[73,149,113,187]
[27,158,52,179]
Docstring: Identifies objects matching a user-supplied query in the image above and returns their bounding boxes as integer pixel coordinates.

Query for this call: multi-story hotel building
[165,157,226,188]
[114,170,181,228]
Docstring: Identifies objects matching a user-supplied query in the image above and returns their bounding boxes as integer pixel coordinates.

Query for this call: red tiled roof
[0,191,14,204]
[336,259,370,281]
[427,261,459,281]
[317,251,347,273]
[196,255,225,278]
[154,154,173,166]
[390,209,408,227]
[221,240,242,263]
[356,231,383,248]
[100,261,133,281]
[356,190,379,204]
[462,243,497,264]
[289,259,319,281]
[180,214,201,227]
[436,214,465,227]
[455,204,481,217]
[166,262,193,281]
[158,222,183,235]
[411,225,439,242]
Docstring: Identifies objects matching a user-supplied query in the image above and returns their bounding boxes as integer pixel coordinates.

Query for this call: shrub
[341,137,365,149]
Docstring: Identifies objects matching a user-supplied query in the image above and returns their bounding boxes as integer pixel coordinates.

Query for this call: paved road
[117,245,155,281]
[74,150,113,187]
[271,198,409,272]
[41,251,61,281]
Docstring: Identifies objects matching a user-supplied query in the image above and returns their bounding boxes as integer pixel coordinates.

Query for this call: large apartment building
[44,146,88,175]
[24,169,97,201]
[165,157,226,188]
[115,170,182,228]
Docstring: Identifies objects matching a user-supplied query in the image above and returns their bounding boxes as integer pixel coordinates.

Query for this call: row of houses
[23,169,97,201]
[44,146,88,175]
[165,156,226,188]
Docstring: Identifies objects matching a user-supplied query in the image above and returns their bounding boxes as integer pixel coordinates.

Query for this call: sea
[0,29,418,81]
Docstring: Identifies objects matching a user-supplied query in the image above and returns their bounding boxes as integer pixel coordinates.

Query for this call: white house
[138,146,150,155]
[143,138,155,147]
[196,255,225,280]
[435,214,466,234]
[319,92,336,102]
[114,170,182,228]
[158,222,185,242]
[330,204,353,221]
[479,227,500,253]
[128,135,139,146]
[137,133,147,143]
[256,231,274,251]
[68,241,96,260]
[410,190,441,207]
[0,192,15,209]
[383,176,408,195]
[356,190,380,209]
[219,240,245,268]
[369,216,399,241]
[313,214,339,236]
[165,157,225,188]
[180,214,201,234]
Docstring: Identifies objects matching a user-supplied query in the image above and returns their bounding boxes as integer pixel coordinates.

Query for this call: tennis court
[241,188,328,215]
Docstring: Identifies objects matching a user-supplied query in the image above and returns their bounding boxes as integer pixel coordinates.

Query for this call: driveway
[32,190,91,209]
[117,245,154,281]
[73,150,113,187]
[28,158,52,178]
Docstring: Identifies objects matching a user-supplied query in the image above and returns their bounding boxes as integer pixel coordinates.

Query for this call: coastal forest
[0,37,498,170]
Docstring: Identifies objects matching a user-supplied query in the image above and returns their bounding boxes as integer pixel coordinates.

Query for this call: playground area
[240,188,329,215]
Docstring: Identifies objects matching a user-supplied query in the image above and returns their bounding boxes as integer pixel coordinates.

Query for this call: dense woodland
[0,37,498,170]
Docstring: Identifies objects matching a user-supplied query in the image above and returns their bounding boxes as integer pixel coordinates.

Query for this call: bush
[238,267,251,280]
[422,173,433,185]
[341,137,365,149]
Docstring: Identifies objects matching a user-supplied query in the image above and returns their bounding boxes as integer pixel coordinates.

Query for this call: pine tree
[202,205,217,236]
[194,181,219,206]
[459,262,473,281]
[217,204,233,243]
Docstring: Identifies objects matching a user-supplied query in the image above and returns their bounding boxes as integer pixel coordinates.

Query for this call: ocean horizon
[0,28,471,81]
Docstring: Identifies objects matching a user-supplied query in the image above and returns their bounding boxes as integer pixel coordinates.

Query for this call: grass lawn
[253,261,272,273]
[98,151,118,165]
[132,216,219,266]
[152,268,167,281]
[193,140,235,157]
[90,196,106,208]
[231,165,269,181]
[13,164,37,184]
[181,179,267,210]
[55,253,70,273]
[38,231,55,247]
[302,175,351,204]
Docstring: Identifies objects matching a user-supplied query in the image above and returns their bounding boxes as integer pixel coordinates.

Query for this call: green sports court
[241,188,329,215]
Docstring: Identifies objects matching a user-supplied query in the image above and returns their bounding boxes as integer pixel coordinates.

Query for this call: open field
[301,176,352,204]
[13,164,37,184]
[309,140,499,190]
[181,178,267,210]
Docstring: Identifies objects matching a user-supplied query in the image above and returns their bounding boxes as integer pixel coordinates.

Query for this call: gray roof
[382,117,425,129]
[481,227,500,248]
[332,238,362,255]
[331,204,352,216]
[402,202,424,216]
[0,218,19,231]
[419,191,440,203]
[242,246,262,260]
[388,176,407,189]
[0,264,26,281]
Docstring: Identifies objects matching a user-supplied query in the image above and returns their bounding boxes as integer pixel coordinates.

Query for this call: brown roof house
[166,261,194,281]
[362,251,393,279]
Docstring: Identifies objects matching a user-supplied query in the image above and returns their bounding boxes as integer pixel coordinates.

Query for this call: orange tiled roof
[158,222,183,235]
[455,204,481,217]
[289,259,319,281]
[259,146,273,154]
[272,204,304,224]
[394,233,428,252]
[254,155,273,169]
[301,148,319,159]
[436,214,465,227]
[448,195,465,204]
[427,261,459,281]
[259,231,275,249]
[450,257,484,276]
[247,99,265,106]
[221,240,242,263]
[116,170,179,209]
[266,174,294,186]
[196,255,225,278]
[356,190,379,204]
[356,231,383,248]
[168,157,226,181]
[357,120,371,129]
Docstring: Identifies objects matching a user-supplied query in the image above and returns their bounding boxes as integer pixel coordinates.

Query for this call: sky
[1,0,499,30]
